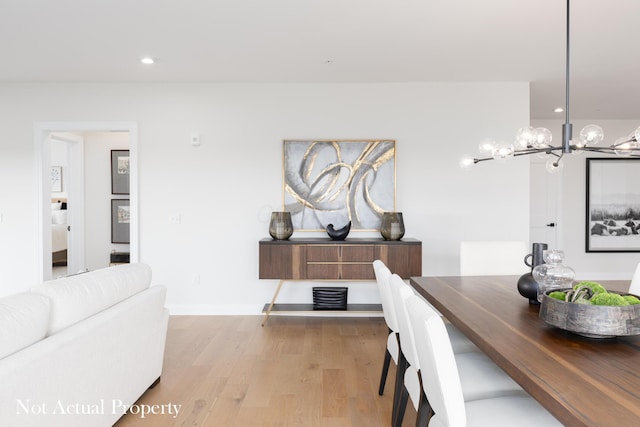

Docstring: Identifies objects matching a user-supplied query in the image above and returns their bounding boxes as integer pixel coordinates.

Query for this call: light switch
[170,213,181,224]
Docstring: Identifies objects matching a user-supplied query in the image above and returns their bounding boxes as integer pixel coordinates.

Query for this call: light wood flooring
[114,315,417,427]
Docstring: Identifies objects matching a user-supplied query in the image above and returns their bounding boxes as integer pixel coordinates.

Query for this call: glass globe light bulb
[614,137,634,156]
[534,127,552,148]
[515,127,536,149]
[614,137,640,155]
[570,139,584,155]
[572,138,585,149]
[579,124,604,146]
[478,138,497,156]
[459,156,475,169]
[545,157,564,173]
[492,142,514,161]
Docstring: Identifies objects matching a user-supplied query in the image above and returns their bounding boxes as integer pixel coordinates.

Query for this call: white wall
[532,119,640,280]
[0,82,530,313]
[83,131,130,270]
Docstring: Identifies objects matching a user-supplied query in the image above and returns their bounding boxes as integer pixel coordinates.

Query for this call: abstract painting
[283,140,396,231]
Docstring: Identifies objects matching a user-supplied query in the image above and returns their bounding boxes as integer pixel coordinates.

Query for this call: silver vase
[380,212,405,240]
[269,212,293,240]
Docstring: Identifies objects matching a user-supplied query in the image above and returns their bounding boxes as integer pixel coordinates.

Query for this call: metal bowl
[539,289,640,338]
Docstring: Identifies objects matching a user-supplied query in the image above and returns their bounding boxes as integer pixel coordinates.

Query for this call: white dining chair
[406,293,563,427]
[373,260,400,396]
[373,260,477,398]
[459,240,529,276]
[629,262,640,295]
[389,274,526,427]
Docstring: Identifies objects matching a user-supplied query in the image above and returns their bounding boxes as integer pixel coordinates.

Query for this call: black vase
[517,273,540,305]
[326,221,351,241]
[524,242,547,270]
[517,242,548,305]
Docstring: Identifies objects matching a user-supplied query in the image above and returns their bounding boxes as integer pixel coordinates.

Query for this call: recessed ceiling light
[554,107,564,113]
[140,57,155,65]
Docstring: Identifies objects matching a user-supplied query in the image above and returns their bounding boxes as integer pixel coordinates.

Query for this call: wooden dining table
[409,275,640,427]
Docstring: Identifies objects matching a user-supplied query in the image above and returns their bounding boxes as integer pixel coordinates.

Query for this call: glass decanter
[533,250,575,303]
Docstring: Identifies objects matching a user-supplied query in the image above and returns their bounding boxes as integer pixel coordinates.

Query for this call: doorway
[530,159,561,249]
[50,132,84,277]
[34,122,139,282]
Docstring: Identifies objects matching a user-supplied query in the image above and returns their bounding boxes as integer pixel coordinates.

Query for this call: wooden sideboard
[259,237,422,324]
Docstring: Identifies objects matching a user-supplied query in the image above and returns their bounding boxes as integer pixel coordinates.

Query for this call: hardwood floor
[114,315,417,427]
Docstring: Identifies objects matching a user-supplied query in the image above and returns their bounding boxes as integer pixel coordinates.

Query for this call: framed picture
[283,139,396,231]
[111,199,130,244]
[111,150,130,195]
[51,166,62,192]
[586,158,640,252]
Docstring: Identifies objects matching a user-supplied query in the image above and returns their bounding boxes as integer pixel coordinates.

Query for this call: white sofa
[0,263,169,427]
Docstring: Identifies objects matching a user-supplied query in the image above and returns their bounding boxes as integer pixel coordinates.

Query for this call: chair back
[388,274,420,369]
[630,262,640,296]
[459,240,528,276]
[406,294,466,427]
[373,260,398,332]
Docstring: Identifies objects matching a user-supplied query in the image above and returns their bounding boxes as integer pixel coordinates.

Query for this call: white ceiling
[1,0,639,120]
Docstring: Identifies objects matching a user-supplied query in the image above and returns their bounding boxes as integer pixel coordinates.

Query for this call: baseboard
[165,303,384,317]
[166,304,263,315]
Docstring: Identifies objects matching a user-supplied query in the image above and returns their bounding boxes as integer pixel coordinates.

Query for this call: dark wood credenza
[259,237,422,324]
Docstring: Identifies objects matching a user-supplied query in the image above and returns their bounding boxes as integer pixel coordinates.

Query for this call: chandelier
[460,0,640,173]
